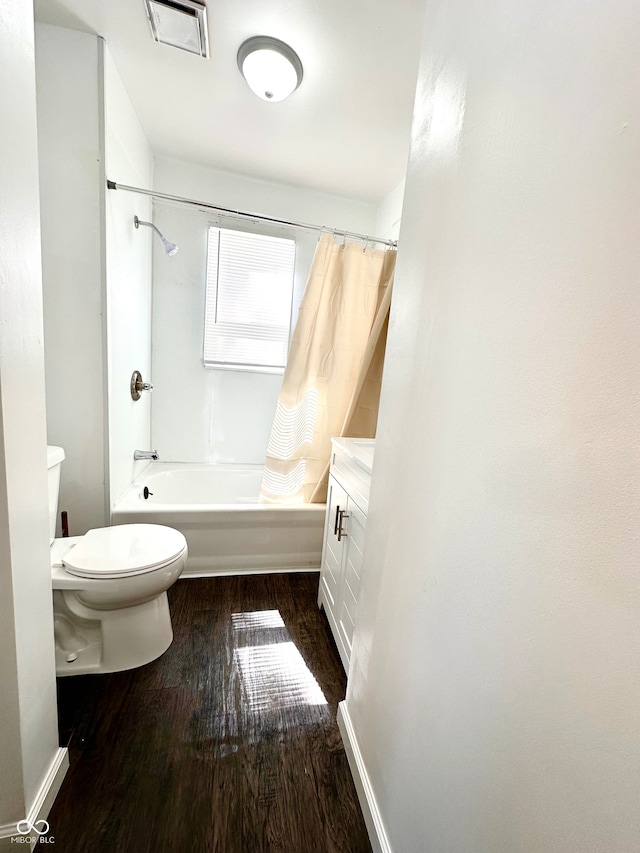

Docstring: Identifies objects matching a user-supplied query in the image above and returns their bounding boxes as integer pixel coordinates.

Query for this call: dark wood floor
[46,573,372,853]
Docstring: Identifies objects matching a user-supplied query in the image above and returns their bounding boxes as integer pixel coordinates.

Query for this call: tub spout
[134,450,159,461]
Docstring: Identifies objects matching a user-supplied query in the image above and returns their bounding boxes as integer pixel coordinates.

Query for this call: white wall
[0,0,62,842]
[375,177,405,243]
[346,0,640,851]
[36,23,107,535]
[37,27,154,516]
[151,156,378,463]
[104,50,154,507]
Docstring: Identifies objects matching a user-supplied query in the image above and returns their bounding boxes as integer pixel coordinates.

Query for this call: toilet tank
[46,445,65,544]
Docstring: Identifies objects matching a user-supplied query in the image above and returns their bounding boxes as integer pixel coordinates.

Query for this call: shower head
[134,215,179,256]
[160,236,179,257]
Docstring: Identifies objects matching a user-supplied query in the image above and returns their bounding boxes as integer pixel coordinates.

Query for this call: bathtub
[111,463,325,577]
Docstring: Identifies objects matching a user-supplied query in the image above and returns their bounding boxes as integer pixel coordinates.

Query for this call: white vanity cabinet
[318,438,374,673]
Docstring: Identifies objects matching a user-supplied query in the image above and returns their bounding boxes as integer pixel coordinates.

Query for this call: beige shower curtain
[259,235,396,504]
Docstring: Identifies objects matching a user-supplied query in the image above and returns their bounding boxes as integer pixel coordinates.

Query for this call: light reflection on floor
[232,609,329,714]
[231,609,285,631]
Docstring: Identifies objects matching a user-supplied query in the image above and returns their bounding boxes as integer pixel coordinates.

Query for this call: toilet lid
[62,524,187,579]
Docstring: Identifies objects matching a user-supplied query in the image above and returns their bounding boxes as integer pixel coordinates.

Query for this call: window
[203,226,296,370]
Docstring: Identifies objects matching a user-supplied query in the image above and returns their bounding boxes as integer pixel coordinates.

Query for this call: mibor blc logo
[12,819,55,845]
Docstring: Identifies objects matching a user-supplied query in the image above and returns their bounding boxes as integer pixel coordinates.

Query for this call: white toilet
[47,446,187,676]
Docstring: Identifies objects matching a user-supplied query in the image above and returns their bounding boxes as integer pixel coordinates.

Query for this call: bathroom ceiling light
[143,0,209,58]
[237,36,303,102]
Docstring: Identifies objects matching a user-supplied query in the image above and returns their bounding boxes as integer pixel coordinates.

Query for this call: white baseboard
[337,701,393,853]
[0,747,68,852]
[183,566,320,578]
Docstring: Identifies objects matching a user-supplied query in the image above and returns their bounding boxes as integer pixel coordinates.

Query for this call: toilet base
[54,590,174,677]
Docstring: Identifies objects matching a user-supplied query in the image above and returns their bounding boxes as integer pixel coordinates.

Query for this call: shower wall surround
[36,23,154,531]
[103,50,155,507]
[150,156,380,465]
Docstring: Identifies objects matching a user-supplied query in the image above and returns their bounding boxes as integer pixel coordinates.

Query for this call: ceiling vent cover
[144,0,209,58]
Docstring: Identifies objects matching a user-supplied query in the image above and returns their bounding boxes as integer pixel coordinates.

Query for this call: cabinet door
[319,475,348,615]
[337,498,366,662]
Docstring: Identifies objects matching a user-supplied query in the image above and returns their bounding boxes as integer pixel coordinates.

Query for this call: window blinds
[204,227,296,369]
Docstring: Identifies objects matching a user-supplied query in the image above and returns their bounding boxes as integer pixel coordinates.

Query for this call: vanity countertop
[331,437,375,475]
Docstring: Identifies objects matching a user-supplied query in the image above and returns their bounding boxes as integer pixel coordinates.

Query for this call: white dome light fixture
[237,36,303,102]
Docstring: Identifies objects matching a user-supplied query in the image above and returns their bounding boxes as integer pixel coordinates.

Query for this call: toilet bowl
[52,524,187,676]
[47,446,187,676]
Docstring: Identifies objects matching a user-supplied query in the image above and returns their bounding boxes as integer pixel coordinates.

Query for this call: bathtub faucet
[134,449,159,461]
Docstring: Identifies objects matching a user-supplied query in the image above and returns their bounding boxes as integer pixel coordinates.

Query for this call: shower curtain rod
[106,179,398,248]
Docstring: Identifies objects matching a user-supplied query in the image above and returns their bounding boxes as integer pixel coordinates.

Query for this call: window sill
[203,362,285,376]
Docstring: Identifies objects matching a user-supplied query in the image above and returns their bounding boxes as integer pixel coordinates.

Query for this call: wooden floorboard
[46,573,372,853]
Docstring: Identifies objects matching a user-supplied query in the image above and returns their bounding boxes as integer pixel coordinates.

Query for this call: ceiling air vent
[143,0,209,58]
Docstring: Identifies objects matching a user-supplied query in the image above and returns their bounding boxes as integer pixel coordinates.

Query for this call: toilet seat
[62,524,187,579]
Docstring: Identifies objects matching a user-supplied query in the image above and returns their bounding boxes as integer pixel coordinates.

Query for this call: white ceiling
[34,0,426,203]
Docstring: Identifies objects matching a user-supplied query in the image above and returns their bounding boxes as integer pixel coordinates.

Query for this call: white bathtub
[111,463,325,577]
